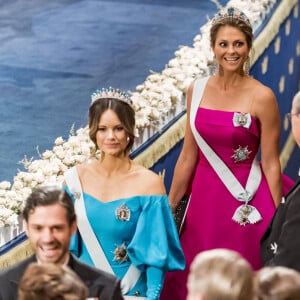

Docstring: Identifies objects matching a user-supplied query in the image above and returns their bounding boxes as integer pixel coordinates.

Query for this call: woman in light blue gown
[63,87,185,300]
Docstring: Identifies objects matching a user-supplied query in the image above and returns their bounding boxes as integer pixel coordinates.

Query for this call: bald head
[292,91,300,114]
[291,91,300,146]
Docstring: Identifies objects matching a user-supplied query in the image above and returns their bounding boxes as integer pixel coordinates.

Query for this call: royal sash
[189,77,262,225]
[64,167,141,294]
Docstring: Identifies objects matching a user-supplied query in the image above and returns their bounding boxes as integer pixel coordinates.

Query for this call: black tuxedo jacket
[0,254,124,300]
[261,179,300,271]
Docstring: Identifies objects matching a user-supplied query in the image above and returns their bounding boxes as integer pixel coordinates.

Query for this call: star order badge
[231,145,252,163]
[115,204,130,221]
[113,243,128,263]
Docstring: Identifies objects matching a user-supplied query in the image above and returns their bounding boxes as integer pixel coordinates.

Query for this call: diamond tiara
[211,7,251,27]
[91,87,133,107]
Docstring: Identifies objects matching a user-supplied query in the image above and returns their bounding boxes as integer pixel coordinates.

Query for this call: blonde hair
[187,249,254,300]
[255,266,300,300]
[18,263,88,300]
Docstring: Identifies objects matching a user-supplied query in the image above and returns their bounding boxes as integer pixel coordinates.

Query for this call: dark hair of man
[22,186,76,225]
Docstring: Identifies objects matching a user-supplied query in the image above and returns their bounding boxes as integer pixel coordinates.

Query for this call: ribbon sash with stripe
[64,167,141,294]
[189,77,262,225]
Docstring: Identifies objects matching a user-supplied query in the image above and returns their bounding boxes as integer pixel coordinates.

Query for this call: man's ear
[70,219,77,235]
[24,221,29,236]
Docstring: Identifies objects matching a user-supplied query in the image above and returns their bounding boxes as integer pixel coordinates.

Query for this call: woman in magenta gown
[160,7,293,300]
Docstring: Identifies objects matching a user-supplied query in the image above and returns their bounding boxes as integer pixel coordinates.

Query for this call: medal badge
[115,204,131,221]
[113,243,128,263]
[232,204,262,226]
[233,112,251,128]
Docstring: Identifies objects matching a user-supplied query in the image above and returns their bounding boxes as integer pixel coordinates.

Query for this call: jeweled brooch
[233,112,251,128]
[237,205,252,226]
[113,243,128,263]
[232,204,262,226]
[115,204,130,221]
[231,145,252,163]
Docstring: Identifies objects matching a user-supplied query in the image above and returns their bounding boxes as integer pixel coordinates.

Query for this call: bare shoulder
[248,78,277,116]
[251,78,276,104]
[76,159,96,171]
[71,160,99,181]
[131,163,166,194]
[248,80,280,128]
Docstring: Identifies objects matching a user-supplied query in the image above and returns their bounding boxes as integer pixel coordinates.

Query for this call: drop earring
[210,55,219,75]
[244,56,250,75]
[95,148,101,159]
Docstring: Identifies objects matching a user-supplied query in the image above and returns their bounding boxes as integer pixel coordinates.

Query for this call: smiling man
[0,186,124,300]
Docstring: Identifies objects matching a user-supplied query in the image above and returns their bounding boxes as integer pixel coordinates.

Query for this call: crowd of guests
[0,5,300,300]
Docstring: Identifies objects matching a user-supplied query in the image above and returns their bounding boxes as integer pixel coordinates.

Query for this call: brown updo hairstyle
[210,9,254,50]
[89,98,136,156]
[18,263,88,300]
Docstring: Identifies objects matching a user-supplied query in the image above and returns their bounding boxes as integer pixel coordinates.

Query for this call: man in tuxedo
[0,186,124,300]
[261,91,300,271]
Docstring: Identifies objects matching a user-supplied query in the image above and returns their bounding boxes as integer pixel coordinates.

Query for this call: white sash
[64,167,141,294]
[189,77,262,225]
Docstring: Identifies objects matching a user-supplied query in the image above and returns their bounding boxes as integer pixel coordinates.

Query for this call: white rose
[54,136,64,146]
[0,181,11,190]
[54,148,66,160]
[62,156,76,166]
[0,197,6,205]
[6,213,19,226]
[0,190,6,197]
[0,207,13,218]
[6,190,18,200]
[23,173,34,184]
[42,150,53,159]
[12,180,24,190]
[68,136,81,148]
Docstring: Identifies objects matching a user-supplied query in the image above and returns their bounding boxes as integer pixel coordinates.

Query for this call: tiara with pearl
[91,87,133,107]
[211,7,251,27]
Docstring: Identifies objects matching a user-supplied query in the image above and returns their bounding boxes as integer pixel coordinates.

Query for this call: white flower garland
[0,0,277,233]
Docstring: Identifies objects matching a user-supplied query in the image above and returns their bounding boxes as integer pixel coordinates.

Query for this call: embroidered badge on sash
[233,112,251,128]
[73,191,81,200]
[231,146,252,163]
[115,204,130,221]
[113,243,128,263]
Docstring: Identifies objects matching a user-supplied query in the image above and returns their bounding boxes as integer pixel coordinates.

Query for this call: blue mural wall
[139,1,300,193]
[251,3,300,180]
